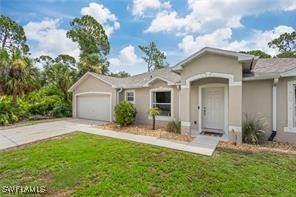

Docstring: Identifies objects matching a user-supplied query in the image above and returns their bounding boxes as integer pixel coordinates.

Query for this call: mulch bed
[218,141,296,155]
[97,123,192,142]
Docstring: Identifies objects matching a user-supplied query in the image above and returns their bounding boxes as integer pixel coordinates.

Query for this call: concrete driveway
[0,118,219,156]
[0,119,105,150]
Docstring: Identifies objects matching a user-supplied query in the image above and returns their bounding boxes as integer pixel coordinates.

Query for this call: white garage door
[77,94,111,121]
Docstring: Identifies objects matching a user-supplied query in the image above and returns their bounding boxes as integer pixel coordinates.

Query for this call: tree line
[0,14,168,125]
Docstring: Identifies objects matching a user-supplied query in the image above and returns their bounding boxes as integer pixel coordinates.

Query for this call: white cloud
[178,25,295,56]
[24,19,79,59]
[109,45,143,67]
[145,10,201,34]
[131,0,171,17]
[81,2,120,36]
[146,0,296,34]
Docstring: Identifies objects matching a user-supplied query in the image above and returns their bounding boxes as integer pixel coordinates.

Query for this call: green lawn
[1,132,296,196]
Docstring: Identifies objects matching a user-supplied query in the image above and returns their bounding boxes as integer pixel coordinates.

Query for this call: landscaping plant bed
[218,141,296,155]
[97,123,192,142]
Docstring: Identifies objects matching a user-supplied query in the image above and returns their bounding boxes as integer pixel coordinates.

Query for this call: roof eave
[243,73,280,81]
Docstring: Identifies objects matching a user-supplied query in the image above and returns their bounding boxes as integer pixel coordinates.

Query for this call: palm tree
[44,63,76,101]
[0,49,9,95]
[148,107,160,130]
[4,49,39,107]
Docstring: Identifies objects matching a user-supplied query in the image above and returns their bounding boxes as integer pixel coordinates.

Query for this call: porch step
[201,129,224,137]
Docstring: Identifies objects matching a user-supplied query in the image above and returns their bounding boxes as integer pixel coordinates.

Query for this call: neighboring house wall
[122,79,180,125]
[72,75,117,120]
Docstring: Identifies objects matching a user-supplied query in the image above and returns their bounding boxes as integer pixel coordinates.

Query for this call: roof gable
[68,72,115,92]
[173,47,254,71]
[143,76,175,87]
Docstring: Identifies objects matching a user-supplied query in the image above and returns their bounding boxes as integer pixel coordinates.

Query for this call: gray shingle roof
[95,58,296,86]
[252,58,296,75]
[94,68,181,88]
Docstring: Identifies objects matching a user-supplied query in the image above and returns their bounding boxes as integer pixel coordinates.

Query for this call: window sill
[148,116,173,121]
[284,127,296,133]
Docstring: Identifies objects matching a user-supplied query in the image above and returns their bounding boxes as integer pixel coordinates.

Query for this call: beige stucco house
[69,47,296,144]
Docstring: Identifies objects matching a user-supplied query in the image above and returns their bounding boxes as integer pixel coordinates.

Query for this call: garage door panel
[77,94,111,121]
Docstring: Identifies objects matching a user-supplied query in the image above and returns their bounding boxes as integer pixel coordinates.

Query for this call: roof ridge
[126,67,170,79]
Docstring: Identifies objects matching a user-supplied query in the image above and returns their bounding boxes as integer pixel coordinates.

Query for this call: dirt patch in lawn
[218,141,296,155]
[97,123,192,142]
[46,189,74,197]
[39,171,54,182]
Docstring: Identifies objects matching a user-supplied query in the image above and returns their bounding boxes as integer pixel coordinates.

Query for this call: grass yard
[1,132,296,196]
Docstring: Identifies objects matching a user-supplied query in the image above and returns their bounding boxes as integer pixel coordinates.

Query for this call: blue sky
[1,0,296,75]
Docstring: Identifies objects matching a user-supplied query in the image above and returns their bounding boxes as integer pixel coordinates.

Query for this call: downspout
[268,78,278,141]
[117,88,123,104]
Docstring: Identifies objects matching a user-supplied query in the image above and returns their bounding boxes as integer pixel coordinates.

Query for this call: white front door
[202,87,224,130]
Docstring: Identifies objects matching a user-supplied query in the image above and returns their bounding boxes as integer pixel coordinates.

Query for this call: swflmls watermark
[2,185,47,194]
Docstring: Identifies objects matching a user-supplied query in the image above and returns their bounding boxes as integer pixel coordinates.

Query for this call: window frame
[285,80,296,132]
[149,88,174,120]
[125,90,135,104]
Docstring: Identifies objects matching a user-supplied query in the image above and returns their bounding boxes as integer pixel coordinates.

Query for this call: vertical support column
[228,83,242,144]
[180,86,191,135]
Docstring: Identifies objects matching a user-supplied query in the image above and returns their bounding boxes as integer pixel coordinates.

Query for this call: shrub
[52,101,72,118]
[28,95,62,116]
[114,101,136,126]
[0,96,29,125]
[166,120,181,134]
[26,85,68,117]
[242,113,266,144]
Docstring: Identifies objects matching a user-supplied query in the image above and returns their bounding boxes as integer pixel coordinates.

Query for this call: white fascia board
[68,72,117,92]
[143,76,175,87]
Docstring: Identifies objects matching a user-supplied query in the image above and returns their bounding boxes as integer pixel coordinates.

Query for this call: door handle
[203,106,206,116]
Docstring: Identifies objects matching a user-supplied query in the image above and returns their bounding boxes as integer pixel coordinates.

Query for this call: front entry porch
[179,73,243,144]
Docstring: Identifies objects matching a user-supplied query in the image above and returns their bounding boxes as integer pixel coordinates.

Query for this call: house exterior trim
[285,80,296,132]
[198,83,228,134]
[181,72,239,89]
[125,90,136,104]
[149,87,174,121]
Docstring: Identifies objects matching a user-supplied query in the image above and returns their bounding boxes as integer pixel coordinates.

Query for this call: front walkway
[0,119,219,156]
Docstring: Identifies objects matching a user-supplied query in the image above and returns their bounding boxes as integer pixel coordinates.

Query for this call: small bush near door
[166,120,181,134]
[114,101,136,126]
[242,113,266,144]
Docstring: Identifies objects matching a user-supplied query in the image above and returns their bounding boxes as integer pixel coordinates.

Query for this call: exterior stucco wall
[72,75,117,120]
[242,80,273,133]
[122,79,180,125]
[242,77,296,144]
[180,54,242,84]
